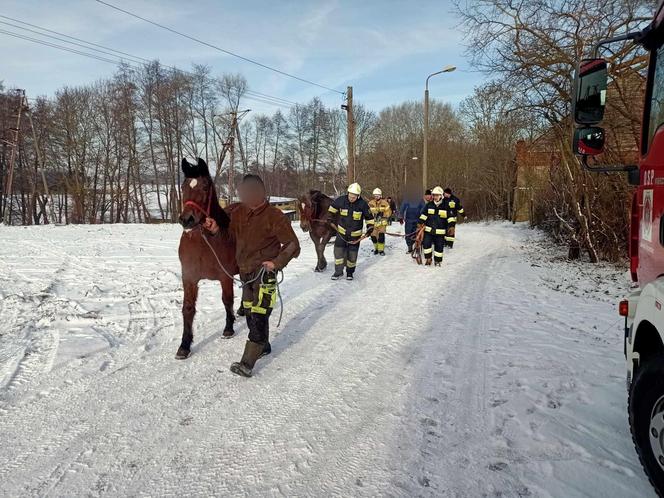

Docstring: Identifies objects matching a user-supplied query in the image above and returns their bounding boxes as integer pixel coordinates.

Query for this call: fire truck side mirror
[573,126,605,156]
[573,58,608,125]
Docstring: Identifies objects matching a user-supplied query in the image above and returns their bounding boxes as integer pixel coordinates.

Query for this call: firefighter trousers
[371,232,385,252]
[333,237,360,276]
[241,270,277,344]
[423,233,445,263]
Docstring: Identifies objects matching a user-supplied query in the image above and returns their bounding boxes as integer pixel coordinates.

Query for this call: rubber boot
[230,341,265,377]
[425,259,432,266]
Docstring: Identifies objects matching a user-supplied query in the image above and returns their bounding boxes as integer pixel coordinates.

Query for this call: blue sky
[2,0,486,115]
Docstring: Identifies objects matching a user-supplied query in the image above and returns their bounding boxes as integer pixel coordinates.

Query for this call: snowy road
[0,222,656,497]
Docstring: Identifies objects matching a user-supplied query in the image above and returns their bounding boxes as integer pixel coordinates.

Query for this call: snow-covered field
[0,221,655,497]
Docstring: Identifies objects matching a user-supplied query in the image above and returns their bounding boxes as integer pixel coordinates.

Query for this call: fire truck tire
[629,353,664,497]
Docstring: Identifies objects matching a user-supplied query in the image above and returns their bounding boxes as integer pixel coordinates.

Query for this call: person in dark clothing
[386,196,398,225]
[443,188,465,249]
[327,183,374,281]
[204,174,300,377]
[399,190,427,254]
[418,186,448,266]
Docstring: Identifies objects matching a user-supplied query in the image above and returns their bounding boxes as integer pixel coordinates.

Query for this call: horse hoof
[314,267,322,272]
[222,329,235,339]
[175,347,191,360]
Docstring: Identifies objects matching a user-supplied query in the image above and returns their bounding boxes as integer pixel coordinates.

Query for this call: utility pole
[342,86,355,184]
[228,110,237,202]
[3,89,26,225]
[26,104,57,224]
[214,109,250,203]
[423,86,429,193]
[423,65,456,192]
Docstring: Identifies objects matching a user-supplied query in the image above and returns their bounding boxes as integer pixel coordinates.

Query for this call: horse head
[179,157,229,232]
[297,194,313,233]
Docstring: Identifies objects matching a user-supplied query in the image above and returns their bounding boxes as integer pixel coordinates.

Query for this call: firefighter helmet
[372,188,382,196]
[347,183,362,195]
[432,186,444,196]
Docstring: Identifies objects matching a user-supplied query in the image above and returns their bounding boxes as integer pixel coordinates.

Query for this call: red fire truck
[573,1,664,493]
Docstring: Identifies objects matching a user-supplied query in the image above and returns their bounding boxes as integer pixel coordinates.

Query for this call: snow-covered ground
[0,221,655,497]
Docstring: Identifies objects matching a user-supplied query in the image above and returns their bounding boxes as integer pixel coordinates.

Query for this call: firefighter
[443,187,465,249]
[399,190,426,255]
[418,186,448,266]
[204,174,300,377]
[327,183,374,280]
[368,188,392,255]
[424,189,433,204]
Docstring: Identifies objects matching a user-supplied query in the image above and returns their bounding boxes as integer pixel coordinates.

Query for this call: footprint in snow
[489,461,509,472]
[420,417,438,427]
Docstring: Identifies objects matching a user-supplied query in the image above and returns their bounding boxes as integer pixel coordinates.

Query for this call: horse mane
[208,182,230,230]
[308,190,331,219]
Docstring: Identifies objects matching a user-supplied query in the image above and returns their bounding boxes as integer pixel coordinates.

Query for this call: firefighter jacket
[418,200,448,236]
[368,198,392,234]
[444,195,464,223]
[327,195,375,241]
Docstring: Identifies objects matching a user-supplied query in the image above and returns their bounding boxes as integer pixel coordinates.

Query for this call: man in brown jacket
[204,174,300,377]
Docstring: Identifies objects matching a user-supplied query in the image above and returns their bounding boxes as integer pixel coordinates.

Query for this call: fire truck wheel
[629,353,664,497]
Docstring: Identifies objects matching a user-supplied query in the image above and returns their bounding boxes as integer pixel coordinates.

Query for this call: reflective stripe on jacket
[327,195,374,239]
[418,201,448,236]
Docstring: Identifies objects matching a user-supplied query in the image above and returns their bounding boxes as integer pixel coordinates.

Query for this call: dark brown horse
[176,157,238,359]
[297,190,335,272]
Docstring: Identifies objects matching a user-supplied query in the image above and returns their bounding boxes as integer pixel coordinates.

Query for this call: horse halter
[183,187,213,219]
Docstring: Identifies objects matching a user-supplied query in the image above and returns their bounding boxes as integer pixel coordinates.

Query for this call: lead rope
[200,230,285,327]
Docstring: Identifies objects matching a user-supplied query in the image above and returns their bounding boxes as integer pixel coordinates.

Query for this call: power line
[0,14,152,65]
[94,0,344,95]
[2,12,298,106]
[1,17,297,106]
[0,26,297,110]
[0,19,149,66]
[0,27,134,66]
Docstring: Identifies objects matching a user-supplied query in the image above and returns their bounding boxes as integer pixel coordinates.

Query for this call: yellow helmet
[348,183,362,195]
[372,188,382,196]
[432,186,444,196]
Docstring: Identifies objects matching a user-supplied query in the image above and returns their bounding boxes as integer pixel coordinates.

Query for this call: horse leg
[319,231,332,270]
[221,276,235,338]
[176,279,198,359]
[313,234,323,272]
[313,231,329,272]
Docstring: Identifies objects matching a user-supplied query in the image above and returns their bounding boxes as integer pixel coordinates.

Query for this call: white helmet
[347,183,362,195]
[432,186,444,196]
[372,188,382,196]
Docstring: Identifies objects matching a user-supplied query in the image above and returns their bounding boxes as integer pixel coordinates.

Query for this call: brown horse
[297,190,335,272]
[176,157,238,359]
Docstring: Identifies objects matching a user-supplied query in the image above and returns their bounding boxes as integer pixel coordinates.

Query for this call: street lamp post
[423,65,456,192]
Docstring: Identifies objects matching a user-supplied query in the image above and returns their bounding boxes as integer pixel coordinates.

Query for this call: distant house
[268,196,298,221]
[513,134,557,223]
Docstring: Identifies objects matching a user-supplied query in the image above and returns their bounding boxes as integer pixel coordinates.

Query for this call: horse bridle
[183,188,213,220]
